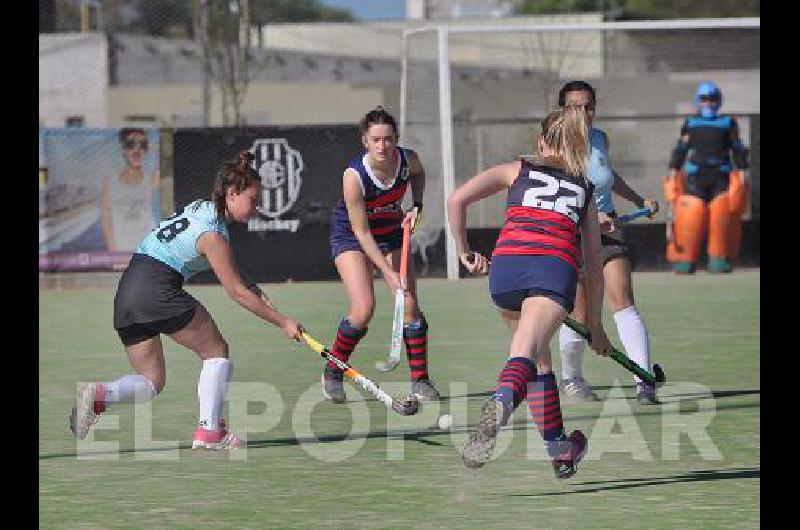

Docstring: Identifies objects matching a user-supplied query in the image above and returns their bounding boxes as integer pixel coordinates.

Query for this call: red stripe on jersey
[493,246,579,270]
[505,206,577,231]
[493,206,581,269]
[500,226,575,250]
[371,225,398,236]
[365,183,407,209]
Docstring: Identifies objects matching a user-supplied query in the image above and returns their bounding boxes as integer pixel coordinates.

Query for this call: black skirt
[113,253,199,330]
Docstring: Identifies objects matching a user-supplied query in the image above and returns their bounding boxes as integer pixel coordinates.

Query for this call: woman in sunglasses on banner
[325,106,440,404]
[100,128,161,254]
[70,151,303,450]
[448,105,611,478]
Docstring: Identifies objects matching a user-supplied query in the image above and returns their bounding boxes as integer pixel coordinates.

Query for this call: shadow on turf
[443,389,760,403]
[503,467,760,497]
[40,398,759,460]
[590,387,760,400]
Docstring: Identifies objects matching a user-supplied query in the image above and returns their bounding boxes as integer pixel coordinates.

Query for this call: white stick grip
[353,374,394,409]
[389,289,404,360]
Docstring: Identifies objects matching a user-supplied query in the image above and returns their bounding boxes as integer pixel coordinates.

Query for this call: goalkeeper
[664,81,750,274]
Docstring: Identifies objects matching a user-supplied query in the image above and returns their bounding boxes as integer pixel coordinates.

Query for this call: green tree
[622,0,759,19]
[134,0,194,38]
[517,0,623,16]
[249,0,354,25]
[517,0,759,19]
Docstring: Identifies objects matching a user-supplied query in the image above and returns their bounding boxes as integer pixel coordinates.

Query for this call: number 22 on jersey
[522,170,585,223]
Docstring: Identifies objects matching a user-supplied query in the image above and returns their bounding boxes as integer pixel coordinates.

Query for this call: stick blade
[375,358,401,372]
[391,393,420,416]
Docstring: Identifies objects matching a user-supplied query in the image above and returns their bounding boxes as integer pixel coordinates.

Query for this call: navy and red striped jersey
[492,160,594,271]
[331,147,411,241]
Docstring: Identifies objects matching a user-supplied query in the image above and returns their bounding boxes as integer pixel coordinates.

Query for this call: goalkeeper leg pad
[668,194,706,271]
[708,193,732,260]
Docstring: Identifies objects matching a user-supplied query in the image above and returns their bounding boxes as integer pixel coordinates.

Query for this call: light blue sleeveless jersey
[587,127,616,214]
[137,200,229,279]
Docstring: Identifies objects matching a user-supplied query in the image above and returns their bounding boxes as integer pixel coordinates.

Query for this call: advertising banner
[39,127,161,271]
[173,126,360,282]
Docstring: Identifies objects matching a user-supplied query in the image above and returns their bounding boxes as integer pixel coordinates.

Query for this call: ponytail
[537,105,589,178]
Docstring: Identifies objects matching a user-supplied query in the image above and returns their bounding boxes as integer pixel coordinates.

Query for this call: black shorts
[599,224,629,265]
[114,253,199,346]
[578,213,630,266]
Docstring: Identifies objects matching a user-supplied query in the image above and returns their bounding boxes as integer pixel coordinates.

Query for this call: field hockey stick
[563,317,666,387]
[615,207,654,225]
[462,254,664,386]
[300,331,421,416]
[376,218,412,372]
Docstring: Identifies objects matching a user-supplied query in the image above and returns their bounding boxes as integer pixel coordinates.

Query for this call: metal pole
[196,0,210,126]
[399,29,408,139]
[438,25,458,280]
[81,0,89,32]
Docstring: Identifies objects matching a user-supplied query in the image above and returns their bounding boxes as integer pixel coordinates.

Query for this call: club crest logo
[250,138,303,218]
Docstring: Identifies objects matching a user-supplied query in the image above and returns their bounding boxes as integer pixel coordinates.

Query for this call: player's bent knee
[607,294,634,313]
[349,306,374,328]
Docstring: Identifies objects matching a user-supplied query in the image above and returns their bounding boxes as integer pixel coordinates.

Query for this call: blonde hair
[533,105,589,178]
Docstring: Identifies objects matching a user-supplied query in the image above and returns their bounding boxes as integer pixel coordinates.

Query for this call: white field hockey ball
[438,414,454,430]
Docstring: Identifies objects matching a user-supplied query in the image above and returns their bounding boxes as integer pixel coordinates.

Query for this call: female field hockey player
[447,105,612,478]
[324,106,440,403]
[69,151,303,450]
[556,81,660,405]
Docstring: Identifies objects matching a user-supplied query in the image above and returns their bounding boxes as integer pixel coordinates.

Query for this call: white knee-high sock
[197,358,233,431]
[613,305,651,384]
[102,374,157,406]
[559,324,586,381]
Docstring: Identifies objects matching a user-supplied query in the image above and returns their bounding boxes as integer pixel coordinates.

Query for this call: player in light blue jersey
[556,81,661,405]
[69,151,303,449]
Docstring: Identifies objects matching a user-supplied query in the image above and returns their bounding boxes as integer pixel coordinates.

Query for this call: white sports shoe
[192,420,242,450]
[562,377,599,402]
[69,382,103,439]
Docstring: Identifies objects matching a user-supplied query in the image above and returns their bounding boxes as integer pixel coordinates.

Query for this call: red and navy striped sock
[491,356,536,421]
[403,317,429,381]
[326,318,367,374]
[527,372,566,448]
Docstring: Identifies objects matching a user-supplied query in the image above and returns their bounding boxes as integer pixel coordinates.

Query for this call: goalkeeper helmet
[694,81,723,118]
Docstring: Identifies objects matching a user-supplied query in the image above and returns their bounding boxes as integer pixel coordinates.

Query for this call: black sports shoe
[635,382,660,405]
[411,378,440,401]
[549,430,588,479]
[461,399,504,469]
[322,366,346,403]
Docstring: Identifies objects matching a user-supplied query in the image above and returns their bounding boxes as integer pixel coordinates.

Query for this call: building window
[65,116,85,127]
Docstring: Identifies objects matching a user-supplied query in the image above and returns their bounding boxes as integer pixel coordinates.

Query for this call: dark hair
[358,105,398,137]
[211,150,260,220]
[119,127,147,144]
[558,80,596,107]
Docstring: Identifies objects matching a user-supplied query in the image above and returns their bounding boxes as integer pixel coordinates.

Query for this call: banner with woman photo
[39,127,161,271]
